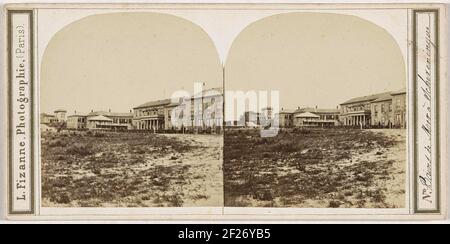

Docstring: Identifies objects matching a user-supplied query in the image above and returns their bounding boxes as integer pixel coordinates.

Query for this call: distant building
[40,113,58,124]
[277,109,295,128]
[392,89,407,128]
[66,110,133,130]
[370,93,394,127]
[88,110,133,130]
[275,107,340,127]
[67,114,87,129]
[133,99,173,131]
[294,112,320,126]
[340,89,407,128]
[188,87,223,131]
[54,109,67,123]
[295,107,341,126]
[87,115,113,130]
[133,88,223,132]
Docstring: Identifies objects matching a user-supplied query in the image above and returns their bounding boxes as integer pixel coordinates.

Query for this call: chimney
[74,110,77,114]
[109,109,111,113]
[91,109,93,113]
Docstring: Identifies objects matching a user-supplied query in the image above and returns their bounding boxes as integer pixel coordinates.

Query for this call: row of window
[343,104,370,113]
[113,118,132,124]
[136,107,165,117]
[373,103,393,117]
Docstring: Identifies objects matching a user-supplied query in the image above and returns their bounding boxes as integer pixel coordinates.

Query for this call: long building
[133,88,223,132]
[340,89,406,128]
[133,99,177,131]
[40,113,58,125]
[66,110,133,130]
[277,109,295,128]
[294,107,341,127]
[276,107,340,127]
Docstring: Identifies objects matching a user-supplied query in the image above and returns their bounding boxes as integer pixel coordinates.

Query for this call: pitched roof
[134,99,172,109]
[340,92,392,105]
[278,109,296,114]
[295,107,340,114]
[371,93,394,103]
[68,114,87,118]
[392,88,407,95]
[135,88,222,109]
[54,109,67,113]
[41,113,56,117]
[87,115,112,122]
[88,111,133,117]
[295,112,320,118]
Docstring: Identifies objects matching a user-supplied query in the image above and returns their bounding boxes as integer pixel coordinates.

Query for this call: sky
[41,12,406,116]
[225,12,406,112]
[40,12,223,115]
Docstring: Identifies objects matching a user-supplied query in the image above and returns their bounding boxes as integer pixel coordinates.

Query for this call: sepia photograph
[3,2,446,223]
[39,12,224,207]
[224,12,407,208]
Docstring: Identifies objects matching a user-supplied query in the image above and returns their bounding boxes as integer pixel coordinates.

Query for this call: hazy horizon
[41,12,405,117]
[40,12,223,116]
[225,12,406,117]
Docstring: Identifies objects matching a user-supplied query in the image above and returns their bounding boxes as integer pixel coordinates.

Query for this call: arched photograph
[224,12,407,208]
[40,12,224,208]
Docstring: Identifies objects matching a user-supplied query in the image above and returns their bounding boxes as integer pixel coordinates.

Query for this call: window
[381,104,385,113]
[389,104,392,112]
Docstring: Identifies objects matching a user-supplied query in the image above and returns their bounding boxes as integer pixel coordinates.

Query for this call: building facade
[340,90,406,128]
[370,93,394,127]
[294,112,320,126]
[296,107,341,126]
[54,109,67,123]
[67,114,87,129]
[64,110,133,130]
[277,109,295,128]
[274,107,340,128]
[133,88,223,132]
[87,111,133,130]
[133,99,173,131]
[87,115,113,130]
[40,113,58,124]
[392,89,407,128]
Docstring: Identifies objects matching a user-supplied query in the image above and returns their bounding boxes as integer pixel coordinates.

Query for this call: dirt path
[162,134,224,207]
[369,129,406,208]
